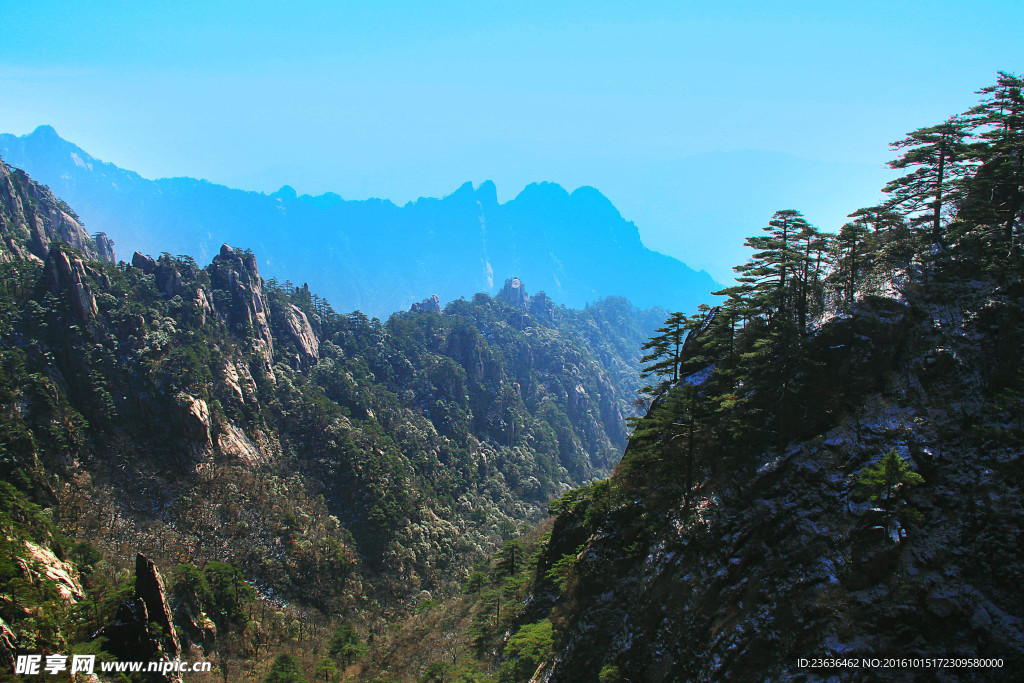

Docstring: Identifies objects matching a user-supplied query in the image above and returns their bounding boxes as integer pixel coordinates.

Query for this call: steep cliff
[0,155,112,264]
[524,244,1024,683]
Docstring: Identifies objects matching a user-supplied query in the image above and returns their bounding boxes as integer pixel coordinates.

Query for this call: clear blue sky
[2,1,1021,281]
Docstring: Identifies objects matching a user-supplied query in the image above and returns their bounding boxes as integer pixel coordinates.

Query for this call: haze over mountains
[0,126,719,318]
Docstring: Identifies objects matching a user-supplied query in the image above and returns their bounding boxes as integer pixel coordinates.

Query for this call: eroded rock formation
[134,553,180,660]
[207,244,275,375]
[96,554,181,682]
[411,294,443,314]
[44,245,98,323]
[282,303,320,367]
[0,156,111,263]
[497,277,529,309]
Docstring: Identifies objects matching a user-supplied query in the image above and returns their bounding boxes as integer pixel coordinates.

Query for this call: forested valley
[2,73,1024,682]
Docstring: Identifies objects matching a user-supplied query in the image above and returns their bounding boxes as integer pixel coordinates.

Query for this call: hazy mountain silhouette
[0,126,718,317]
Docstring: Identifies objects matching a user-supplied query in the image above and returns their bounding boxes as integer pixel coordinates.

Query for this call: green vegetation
[327,624,367,669]
[854,448,925,522]
[515,71,1024,682]
[263,653,308,683]
[0,153,665,680]
[3,68,1022,683]
[499,619,552,682]
[598,664,625,682]
[602,72,1024,520]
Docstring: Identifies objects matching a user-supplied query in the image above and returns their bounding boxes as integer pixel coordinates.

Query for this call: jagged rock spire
[497,277,529,309]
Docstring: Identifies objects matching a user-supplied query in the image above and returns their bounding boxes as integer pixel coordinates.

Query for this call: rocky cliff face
[532,264,1024,682]
[0,155,111,264]
[281,303,320,368]
[207,243,275,374]
[18,540,85,603]
[44,245,99,323]
[497,277,530,309]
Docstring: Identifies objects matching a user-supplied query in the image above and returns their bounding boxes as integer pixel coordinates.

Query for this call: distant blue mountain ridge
[0,125,718,318]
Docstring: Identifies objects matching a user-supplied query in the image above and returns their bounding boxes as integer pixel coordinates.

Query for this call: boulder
[174,604,217,655]
[132,251,157,273]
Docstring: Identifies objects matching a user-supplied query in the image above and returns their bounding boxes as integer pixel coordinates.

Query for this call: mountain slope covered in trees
[360,72,1024,683]
[4,72,1024,683]
[0,154,667,680]
[0,126,717,318]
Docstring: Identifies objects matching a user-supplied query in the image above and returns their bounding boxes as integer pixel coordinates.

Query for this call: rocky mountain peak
[475,179,499,207]
[497,277,529,309]
[529,290,555,322]
[132,251,186,297]
[208,243,274,374]
[272,185,298,201]
[30,124,59,140]
[410,294,443,314]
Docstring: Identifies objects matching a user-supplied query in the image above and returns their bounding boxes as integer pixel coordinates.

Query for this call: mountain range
[3,72,1024,682]
[0,152,671,678]
[0,126,719,319]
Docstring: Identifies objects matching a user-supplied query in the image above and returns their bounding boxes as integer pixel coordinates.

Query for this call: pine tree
[497,540,525,577]
[313,656,338,682]
[847,206,905,235]
[328,624,366,668]
[855,448,924,509]
[709,284,751,367]
[961,71,1024,253]
[639,311,688,395]
[263,653,308,683]
[836,220,870,307]
[884,117,973,246]
[736,210,811,323]
[794,221,829,333]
